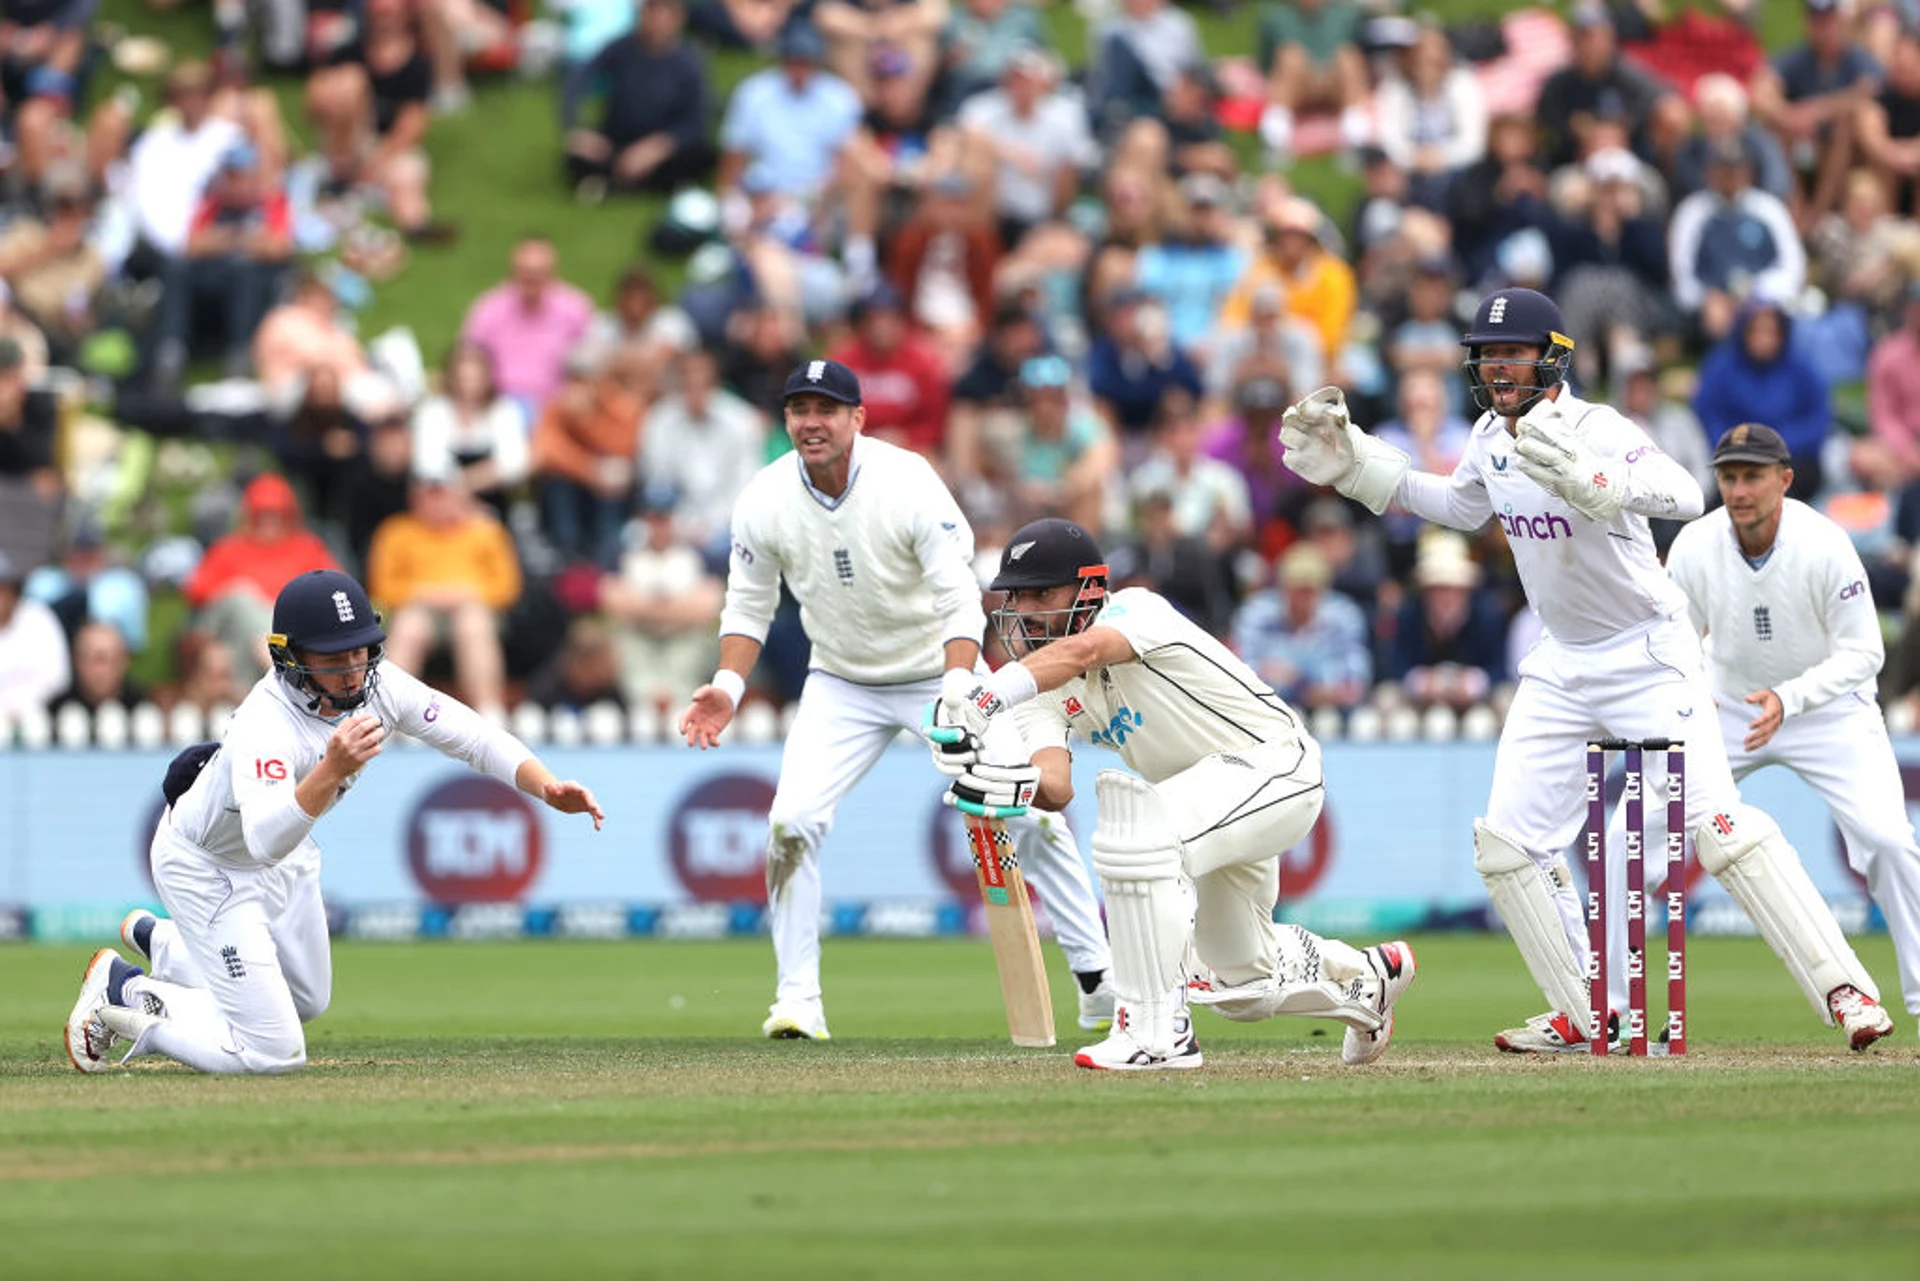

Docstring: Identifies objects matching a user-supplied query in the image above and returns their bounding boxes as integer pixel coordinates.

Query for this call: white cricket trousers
[120,821,332,1074]
[1487,616,1744,990]
[1601,693,1920,1016]
[1150,736,1362,987]
[766,669,1111,1004]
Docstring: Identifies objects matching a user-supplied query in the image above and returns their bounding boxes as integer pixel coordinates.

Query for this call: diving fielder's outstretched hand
[678,686,735,750]
[540,780,606,830]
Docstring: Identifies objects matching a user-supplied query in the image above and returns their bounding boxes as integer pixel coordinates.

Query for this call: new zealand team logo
[1089,707,1145,749]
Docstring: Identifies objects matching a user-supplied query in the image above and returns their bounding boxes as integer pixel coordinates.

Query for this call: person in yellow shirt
[366,459,522,714]
[1219,196,1355,372]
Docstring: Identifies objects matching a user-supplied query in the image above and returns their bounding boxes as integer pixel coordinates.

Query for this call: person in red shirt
[183,473,339,673]
[152,142,294,388]
[827,282,952,459]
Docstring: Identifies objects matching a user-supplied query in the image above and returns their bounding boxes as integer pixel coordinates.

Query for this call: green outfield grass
[1,934,1916,1278]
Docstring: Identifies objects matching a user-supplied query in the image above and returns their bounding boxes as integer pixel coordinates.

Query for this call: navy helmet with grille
[267,570,387,714]
[1459,287,1576,414]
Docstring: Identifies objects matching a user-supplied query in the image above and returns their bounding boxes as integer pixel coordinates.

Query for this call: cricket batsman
[928,517,1416,1070]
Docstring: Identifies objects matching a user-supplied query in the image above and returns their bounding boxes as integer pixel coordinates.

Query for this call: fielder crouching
[62,569,605,1075]
[929,518,1416,1070]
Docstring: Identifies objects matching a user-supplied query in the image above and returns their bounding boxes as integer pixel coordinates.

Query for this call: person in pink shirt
[1855,287,1920,491]
[459,236,596,412]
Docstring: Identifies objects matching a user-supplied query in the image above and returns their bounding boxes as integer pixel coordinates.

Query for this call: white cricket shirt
[719,435,986,685]
[1014,588,1305,783]
[167,664,534,869]
[1666,498,1882,716]
[1392,390,1704,644]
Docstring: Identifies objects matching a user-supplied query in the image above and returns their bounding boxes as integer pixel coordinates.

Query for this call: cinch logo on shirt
[1840,580,1867,600]
[1497,505,1573,541]
[1089,707,1145,749]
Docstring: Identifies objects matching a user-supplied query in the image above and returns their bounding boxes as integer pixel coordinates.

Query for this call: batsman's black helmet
[989,519,1108,657]
[267,569,387,714]
[990,518,1105,591]
[1459,287,1576,415]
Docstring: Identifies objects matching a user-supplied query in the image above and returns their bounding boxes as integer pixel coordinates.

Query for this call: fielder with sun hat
[1276,286,1894,1053]
[678,359,1113,1042]
[63,568,605,1075]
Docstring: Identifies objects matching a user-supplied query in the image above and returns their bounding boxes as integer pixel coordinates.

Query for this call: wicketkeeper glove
[1277,386,1409,515]
[945,760,1040,819]
[1513,401,1626,522]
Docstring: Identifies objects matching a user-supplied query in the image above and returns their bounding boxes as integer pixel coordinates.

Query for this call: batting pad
[1474,819,1593,1038]
[1092,771,1193,1057]
[1695,805,1879,1024]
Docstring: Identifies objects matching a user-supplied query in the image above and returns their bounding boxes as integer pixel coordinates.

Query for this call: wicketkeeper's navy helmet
[1459,287,1576,415]
[267,569,386,714]
[988,518,1108,658]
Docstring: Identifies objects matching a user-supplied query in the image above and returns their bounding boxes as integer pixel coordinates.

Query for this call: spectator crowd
[14,0,1920,734]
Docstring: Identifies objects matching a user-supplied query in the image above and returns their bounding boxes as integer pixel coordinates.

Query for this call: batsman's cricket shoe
[1078,977,1117,1031]
[1341,941,1416,1066]
[64,949,141,1073]
[1074,1007,1203,1071]
[120,909,159,963]
[1494,1008,1620,1054]
[1829,985,1894,1051]
[762,998,832,1041]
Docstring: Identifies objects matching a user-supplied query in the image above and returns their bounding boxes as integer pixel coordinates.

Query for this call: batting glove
[925,670,1005,776]
[945,760,1040,819]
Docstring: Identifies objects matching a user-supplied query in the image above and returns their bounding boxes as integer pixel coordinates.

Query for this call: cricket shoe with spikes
[1078,976,1117,1031]
[1828,985,1894,1051]
[761,998,832,1041]
[64,949,142,1073]
[1493,1008,1620,1054]
[1073,1006,1203,1071]
[1341,941,1416,1066]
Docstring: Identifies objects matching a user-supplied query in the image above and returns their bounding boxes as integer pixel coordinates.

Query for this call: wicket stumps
[1583,738,1687,1057]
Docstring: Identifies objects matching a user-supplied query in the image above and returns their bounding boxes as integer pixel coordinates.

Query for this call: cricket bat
[963,811,1056,1048]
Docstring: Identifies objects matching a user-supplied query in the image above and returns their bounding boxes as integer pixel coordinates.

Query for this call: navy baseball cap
[783,358,862,406]
[1711,422,1791,466]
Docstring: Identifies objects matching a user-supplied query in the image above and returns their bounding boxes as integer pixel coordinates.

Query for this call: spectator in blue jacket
[1691,297,1832,499]
[1087,290,1202,458]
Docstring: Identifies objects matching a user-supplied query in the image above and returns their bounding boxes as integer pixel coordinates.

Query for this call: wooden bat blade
[965,813,1055,1048]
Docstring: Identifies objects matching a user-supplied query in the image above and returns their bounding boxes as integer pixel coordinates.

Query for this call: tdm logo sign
[406,775,544,902]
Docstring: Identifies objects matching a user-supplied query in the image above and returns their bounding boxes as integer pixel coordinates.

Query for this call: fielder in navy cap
[782,358,863,405]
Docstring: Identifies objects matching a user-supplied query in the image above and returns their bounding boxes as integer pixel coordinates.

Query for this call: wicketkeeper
[1276,286,1893,1052]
